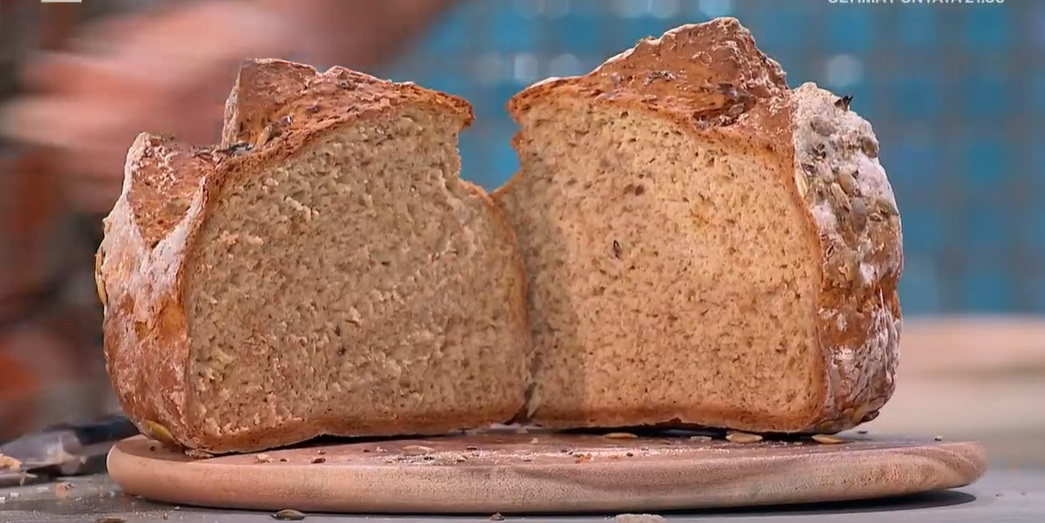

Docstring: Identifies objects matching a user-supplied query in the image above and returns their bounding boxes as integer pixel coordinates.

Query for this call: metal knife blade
[0,414,139,479]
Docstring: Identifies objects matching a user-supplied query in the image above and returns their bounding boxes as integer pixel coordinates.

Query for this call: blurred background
[389,0,1033,315]
[0,0,1041,466]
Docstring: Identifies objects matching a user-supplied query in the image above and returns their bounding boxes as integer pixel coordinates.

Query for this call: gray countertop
[1,468,1043,523]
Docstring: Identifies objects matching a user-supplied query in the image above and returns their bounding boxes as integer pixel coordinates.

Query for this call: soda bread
[494,18,903,434]
[97,59,531,453]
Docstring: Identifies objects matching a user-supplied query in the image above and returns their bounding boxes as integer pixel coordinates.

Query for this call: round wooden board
[107,431,986,514]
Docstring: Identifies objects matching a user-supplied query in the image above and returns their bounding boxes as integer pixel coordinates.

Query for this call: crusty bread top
[221,59,473,150]
[508,17,791,152]
[121,59,474,256]
[99,59,477,449]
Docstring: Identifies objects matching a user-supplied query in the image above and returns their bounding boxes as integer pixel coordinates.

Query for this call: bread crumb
[812,434,846,445]
[688,436,713,442]
[184,449,214,460]
[402,445,434,456]
[614,514,665,523]
[489,512,505,521]
[273,508,306,520]
[310,457,326,464]
[604,432,638,439]
[934,435,944,442]
[725,432,763,444]
[255,454,273,463]
[94,517,127,523]
[529,438,539,444]
[54,482,75,499]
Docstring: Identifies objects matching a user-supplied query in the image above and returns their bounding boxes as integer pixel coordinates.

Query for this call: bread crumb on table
[614,514,666,523]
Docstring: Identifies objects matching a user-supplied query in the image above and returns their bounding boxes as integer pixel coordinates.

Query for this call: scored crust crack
[96,59,532,453]
[493,17,903,434]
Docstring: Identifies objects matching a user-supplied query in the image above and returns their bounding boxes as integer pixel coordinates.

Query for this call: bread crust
[498,18,902,433]
[97,59,528,451]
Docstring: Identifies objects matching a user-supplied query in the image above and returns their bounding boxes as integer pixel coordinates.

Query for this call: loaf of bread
[494,18,903,434]
[96,59,531,453]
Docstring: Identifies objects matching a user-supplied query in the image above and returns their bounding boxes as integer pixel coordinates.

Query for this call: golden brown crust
[501,18,902,433]
[98,59,482,451]
[507,18,792,156]
[790,83,903,432]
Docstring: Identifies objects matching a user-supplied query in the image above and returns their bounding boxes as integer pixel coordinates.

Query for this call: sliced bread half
[97,59,532,453]
[494,18,903,434]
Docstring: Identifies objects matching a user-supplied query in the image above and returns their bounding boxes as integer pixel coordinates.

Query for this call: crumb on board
[401,445,435,456]
[725,431,763,444]
[811,434,846,445]
[273,508,306,520]
[310,457,326,464]
[94,517,127,523]
[184,449,214,460]
[489,512,505,521]
[614,514,666,523]
[255,454,273,463]
[54,481,75,498]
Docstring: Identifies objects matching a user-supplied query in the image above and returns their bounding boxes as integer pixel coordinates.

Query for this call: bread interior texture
[185,107,525,439]
[500,99,823,430]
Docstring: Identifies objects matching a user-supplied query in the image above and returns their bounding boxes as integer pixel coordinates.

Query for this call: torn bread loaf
[97,59,531,453]
[494,18,903,434]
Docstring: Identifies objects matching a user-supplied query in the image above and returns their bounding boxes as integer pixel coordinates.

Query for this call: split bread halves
[494,17,903,434]
[97,60,531,453]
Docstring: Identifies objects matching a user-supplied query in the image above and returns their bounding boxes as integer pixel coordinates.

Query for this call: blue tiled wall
[383,0,1041,315]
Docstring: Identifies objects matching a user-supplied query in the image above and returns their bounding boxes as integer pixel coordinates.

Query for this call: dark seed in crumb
[310,457,326,464]
[634,185,645,196]
[94,517,126,523]
[835,95,853,111]
[625,452,634,457]
[490,512,505,521]
[856,430,868,435]
[362,449,371,453]
[466,446,479,451]
[149,445,157,452]
[560,448,570,453]
[273,509,306,520]
[279,458,288,462]
[934,436,944,441]
[612,240,622,258]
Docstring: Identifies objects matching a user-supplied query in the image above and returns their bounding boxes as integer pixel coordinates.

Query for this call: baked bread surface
[495,18,902,433]
[97,59,531,453]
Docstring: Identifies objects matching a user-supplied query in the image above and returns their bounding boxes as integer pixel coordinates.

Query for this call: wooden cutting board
[106,430,985,514]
